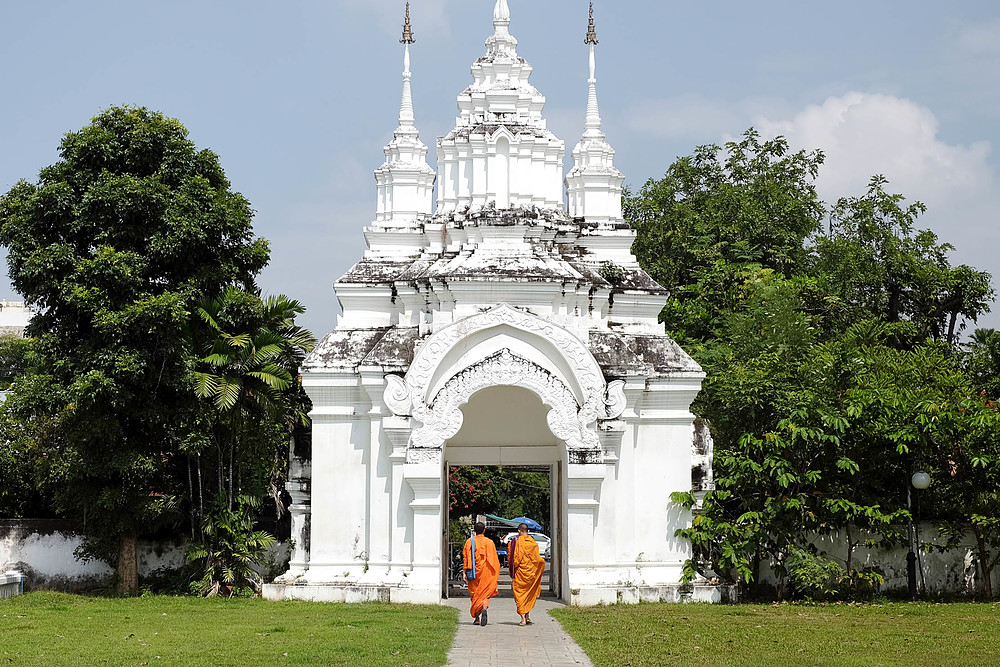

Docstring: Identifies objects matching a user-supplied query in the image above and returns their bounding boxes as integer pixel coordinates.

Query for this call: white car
[502,531,551,561]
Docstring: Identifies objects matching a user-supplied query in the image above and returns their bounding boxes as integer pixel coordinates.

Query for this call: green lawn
[551,601,1000,667]
[0,592,458,666]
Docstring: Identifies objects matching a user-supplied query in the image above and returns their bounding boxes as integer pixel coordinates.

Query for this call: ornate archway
[382,304,626,462]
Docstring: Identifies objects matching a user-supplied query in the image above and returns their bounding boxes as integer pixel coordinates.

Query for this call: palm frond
[214,377,243,411]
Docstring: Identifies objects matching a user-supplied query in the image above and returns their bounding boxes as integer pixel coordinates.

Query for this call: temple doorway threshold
[443,463,562,602]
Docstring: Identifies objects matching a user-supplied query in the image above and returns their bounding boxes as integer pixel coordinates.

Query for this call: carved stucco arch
[413,348,590,458]
[404,303,604,411]
[383,304,627,463]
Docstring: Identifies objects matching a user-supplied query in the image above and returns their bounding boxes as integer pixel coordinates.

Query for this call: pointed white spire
[494,0,510,25]
[373,2,436,228]
[397,2,416,135]
[566,2,624,227]
[584,3,603,138]
[486,0,517,58]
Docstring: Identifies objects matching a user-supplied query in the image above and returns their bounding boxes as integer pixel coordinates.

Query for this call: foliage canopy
[630,129,1000,599]
[0,106,310,595]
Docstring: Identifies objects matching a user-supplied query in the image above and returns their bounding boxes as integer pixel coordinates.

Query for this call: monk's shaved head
[474,522,486,534]
[517,522,529,534]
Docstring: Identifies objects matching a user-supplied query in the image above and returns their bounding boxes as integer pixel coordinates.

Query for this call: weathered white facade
[264,1,716,605]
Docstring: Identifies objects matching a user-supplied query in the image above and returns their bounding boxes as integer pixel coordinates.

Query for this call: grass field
[551,601,1000,667]
[0,592,458,666]
[6,593,1000,667]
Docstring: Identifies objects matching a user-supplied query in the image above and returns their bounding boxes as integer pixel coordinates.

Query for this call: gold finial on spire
[400,2,415,44]
[585,2,598,45]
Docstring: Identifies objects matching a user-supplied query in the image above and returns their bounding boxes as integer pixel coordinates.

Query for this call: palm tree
[184,287,314,596]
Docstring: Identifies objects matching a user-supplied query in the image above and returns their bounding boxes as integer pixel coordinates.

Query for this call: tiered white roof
[332,1,666,341]
[436,0,565,212]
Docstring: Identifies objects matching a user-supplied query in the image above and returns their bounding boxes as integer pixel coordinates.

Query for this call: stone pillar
[384,416,412,574]
[634,377,702,583]
[284,459,311,579]
[566,463,604,598]
[597,419,625,567]
[361,372,391,579]
[401,457,444,602]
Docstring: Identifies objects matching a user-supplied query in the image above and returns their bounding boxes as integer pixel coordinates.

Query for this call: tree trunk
[985,559,995,600]
[750,551,762,600]
[946,311,959,348]
[228,436,234,509]
[218,442,224,500]
[187,456,196,539]
[974,530,996,599]
[117,533,139,595]
[197,454,205,541]
[776,551,787,601]
[887,282,901,323]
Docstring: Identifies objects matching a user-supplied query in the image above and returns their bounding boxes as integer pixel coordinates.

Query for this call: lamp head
[911,471,931,490]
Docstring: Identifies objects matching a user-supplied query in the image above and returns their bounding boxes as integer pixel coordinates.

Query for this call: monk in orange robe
[509,523,545,626]
[462,521,500,626]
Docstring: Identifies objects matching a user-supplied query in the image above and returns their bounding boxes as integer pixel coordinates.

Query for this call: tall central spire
[397,2,416,135]
[435,0,565,213]
[494,0,510,25]
[584,2,603,138]
[487,0,517,58]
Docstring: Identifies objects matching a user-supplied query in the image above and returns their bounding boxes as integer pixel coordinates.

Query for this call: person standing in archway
[509,522,545,626]
[462,521,500,625]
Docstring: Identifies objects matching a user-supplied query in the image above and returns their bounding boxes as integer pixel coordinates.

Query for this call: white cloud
[755,92,994,205]
[755,91,1000,329]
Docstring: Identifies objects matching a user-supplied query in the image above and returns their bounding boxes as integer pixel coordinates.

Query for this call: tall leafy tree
[628,129,826,349]
[949,328,1000,596]
[816,176,992,344]
[633,128,998,598]
[0,106,269,593]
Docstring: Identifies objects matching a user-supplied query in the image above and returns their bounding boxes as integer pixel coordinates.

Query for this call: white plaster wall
[307,412,370,578]
[0,528,185,590]
[756,525,1000,597]
[0,302,32,328]
[2,525,290,592]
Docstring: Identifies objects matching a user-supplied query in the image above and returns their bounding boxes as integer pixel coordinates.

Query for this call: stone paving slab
[444,593,594,667]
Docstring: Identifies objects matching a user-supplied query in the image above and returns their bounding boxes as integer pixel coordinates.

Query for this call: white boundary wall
[1,522,187,591]
[756,524,1000,597]
[2,523,291,592]
[6,520,996,597]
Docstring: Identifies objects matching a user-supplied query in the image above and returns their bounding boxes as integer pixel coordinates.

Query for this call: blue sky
[2,0,999,336]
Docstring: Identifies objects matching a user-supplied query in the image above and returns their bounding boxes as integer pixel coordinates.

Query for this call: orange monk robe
[510,534,545,615]
[462,534,500,618]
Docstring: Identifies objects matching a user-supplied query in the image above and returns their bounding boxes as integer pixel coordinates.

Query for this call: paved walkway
[444,592,594,667]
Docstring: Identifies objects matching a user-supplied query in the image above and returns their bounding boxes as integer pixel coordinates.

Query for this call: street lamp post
[907,471,931,601]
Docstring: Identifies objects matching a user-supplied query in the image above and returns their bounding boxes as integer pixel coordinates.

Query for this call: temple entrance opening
[444,386,563,600]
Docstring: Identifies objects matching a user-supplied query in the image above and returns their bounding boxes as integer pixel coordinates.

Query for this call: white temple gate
[264,1,720,605]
